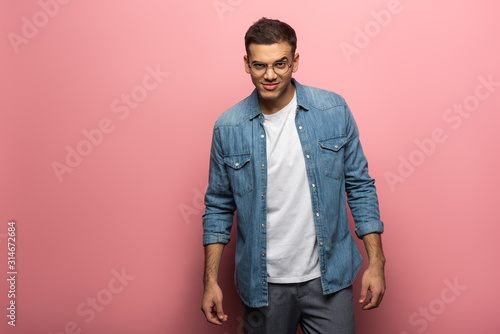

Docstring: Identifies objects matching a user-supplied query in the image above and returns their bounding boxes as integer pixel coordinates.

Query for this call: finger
[202,303,223,325]
[362,288,384,310]
[359,281,369,304]
[371,287,385,308]
[214,299,226,322]
[362,297,374,310]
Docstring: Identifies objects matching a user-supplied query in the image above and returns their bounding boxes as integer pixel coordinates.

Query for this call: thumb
[359,281,369,303]
[215,299,225,320]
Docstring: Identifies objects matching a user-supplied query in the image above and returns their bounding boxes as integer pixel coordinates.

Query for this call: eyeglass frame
[247,56,295,76]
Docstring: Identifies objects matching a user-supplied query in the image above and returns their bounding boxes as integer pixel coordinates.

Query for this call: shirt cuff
[355,220,384,239]
[203,233,231,246]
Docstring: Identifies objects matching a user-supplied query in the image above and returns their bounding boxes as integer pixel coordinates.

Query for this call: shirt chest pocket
[223,153,254,197]
[318,137,347,180]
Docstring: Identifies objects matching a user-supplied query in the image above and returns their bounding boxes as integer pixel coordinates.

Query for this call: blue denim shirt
[203,79,383,308]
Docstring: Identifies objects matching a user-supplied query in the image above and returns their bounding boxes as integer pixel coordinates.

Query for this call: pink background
[1,0,499,333]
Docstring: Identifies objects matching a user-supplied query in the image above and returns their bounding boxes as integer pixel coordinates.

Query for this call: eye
[252,63,266,69]
[274,62,287,69]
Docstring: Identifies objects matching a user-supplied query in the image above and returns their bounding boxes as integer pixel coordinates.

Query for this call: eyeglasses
[248,60,293,76]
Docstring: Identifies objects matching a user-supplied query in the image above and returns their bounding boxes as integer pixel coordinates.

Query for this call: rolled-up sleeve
[342,103,384,238]
[202,126,236,245]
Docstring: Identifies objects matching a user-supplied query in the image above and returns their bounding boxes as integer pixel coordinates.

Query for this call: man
[201,18,385,333]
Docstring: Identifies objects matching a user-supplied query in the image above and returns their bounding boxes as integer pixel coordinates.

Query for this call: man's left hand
[359,264,386,310]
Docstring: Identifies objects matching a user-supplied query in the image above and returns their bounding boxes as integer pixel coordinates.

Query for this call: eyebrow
[251,56,289,64]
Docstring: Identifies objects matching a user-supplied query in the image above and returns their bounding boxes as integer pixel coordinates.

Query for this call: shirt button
[261,134,265,138]
[261,164,265,168]
[322,270,325,274]
[298,126,303,130]
[306,155,310,159]
[316,213,320,217]
[261,194,265,198]
[261,224,265,227]
[320,242,323,246]
[235,163,239,167]
[262,281,266,285]
[335,145,338,149]
[312,184,316,188]
[261,253,265,257]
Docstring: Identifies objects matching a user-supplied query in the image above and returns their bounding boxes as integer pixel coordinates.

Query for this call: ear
[292,53,300,73]
[244,55,251,73]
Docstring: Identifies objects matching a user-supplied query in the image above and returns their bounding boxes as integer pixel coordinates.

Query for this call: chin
[259,93,280,101]
[259,88,282,98]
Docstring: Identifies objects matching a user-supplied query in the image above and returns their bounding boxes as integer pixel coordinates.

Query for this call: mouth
[262,82,279,91]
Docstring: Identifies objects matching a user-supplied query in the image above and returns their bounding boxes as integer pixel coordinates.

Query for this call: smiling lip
[262,83,279,90]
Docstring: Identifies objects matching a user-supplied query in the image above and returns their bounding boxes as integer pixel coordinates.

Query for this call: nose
[264,66,277,81]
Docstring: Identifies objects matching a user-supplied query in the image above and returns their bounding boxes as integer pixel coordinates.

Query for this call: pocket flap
[318,137,348,152]
[223,154,251,170]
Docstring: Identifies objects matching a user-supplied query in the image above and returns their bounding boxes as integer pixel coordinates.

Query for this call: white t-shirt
[263,91,321,284]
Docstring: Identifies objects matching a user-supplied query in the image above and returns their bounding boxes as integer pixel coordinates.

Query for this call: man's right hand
[201,282,228,325]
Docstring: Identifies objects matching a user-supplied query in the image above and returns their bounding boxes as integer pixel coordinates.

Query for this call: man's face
[244,42,299,108]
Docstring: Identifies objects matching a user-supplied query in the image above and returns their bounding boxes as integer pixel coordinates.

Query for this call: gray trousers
[242,278,355,334]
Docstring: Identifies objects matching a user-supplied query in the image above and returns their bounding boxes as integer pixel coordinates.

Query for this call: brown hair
[244,18,297,56]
